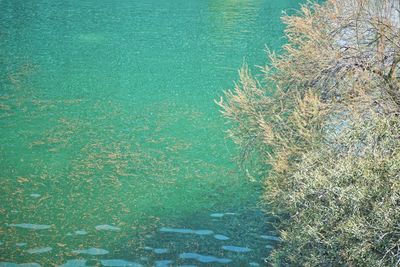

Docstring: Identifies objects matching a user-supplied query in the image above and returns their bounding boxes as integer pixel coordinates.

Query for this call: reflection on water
[0,0,301,265]
[207,0,262,46]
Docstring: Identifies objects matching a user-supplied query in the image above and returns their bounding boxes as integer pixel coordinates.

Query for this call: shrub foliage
[218,0,400,265]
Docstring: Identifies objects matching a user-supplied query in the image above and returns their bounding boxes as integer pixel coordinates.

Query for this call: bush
[218,0,400,265]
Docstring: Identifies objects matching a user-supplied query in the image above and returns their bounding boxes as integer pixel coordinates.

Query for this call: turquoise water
[0,0,301,265]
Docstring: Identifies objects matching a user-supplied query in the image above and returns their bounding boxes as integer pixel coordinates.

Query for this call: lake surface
[0,0,301,265]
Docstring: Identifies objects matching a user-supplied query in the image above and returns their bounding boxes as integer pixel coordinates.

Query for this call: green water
[0,0,301,266]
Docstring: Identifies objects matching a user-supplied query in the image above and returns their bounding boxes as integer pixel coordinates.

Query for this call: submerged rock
[179,253,231,264]
[249,263,260,266]
[222,245,252,253]
[26,247,52,254]
[193,230,213,235]
[74,230,88,235]
[153,248,169,254]
[213,234,229,240]
[95,225,121,231]
[210,212,236,218]
[100,259,142,267]
[7,223,51,230]
[0,263,41,267]
[210,213,224,218]
[159,228,213,235]
[72,247,109,255]
[159,228,192,234]
[16,243,27,247]
[154,260,172,267]
[58,259,87,267]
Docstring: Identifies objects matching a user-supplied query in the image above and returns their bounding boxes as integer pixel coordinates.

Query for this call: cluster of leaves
[218,0,400,265]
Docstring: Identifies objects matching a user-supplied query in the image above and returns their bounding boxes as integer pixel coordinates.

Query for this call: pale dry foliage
[218,0,400,265]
